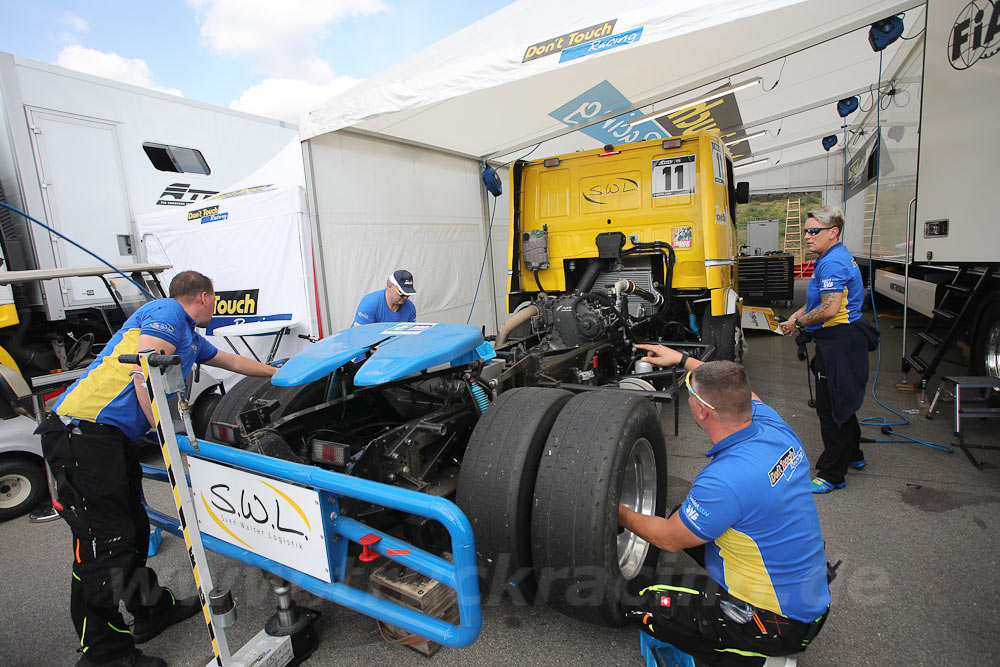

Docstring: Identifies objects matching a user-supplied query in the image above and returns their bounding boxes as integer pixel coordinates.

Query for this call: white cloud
[59,12,89,33]
[229,76,362,122]
[188,0,387,80]
[55,45,183,97]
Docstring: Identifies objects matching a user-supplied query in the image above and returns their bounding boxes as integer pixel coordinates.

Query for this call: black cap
[388,269,417,295]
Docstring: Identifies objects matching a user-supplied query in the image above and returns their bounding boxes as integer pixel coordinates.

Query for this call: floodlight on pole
[628,78,763,125]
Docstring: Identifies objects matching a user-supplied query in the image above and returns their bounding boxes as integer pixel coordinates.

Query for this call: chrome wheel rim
[986,322,1000,379]
[618,437,657,579]
[0,473,31,509]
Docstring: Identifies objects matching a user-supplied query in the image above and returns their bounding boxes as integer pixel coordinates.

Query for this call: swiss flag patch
[659,595,672,607]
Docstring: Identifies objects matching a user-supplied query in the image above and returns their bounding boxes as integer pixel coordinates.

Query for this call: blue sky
[0,0,514,121]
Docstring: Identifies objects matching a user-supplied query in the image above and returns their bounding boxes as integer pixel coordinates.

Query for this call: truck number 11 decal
[651,155,696,198]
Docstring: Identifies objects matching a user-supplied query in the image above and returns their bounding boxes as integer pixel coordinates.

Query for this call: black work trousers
[38,414,174,663]
[811,347,863,485]
[626,546,827,666]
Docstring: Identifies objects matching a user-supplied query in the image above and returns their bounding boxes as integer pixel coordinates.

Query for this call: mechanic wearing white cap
[353,269,417,326]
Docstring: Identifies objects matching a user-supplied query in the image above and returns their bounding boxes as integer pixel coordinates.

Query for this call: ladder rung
[945,283,971,295]
[904,355,928,374]
[932,307,957,321]
[917,332,943,347]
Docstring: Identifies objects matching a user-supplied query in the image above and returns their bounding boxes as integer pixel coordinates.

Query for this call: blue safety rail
[141,436,481,649]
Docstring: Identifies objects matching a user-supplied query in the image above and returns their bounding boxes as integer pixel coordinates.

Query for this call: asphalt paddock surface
[3,288,998,666]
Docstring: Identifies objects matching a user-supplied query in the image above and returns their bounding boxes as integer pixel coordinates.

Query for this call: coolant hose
[613,279,664,306]
[495,304,538,347]
[575,259,602,294]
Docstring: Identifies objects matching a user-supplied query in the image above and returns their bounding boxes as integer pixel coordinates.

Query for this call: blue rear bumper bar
[141,436,481,649]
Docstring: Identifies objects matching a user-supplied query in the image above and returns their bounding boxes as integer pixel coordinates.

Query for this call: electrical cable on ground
[0,200,154,299]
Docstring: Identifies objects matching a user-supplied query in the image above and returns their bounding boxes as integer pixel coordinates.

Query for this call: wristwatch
[678,352,690,369]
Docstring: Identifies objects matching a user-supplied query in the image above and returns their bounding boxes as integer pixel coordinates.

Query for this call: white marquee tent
[299,0,927,334]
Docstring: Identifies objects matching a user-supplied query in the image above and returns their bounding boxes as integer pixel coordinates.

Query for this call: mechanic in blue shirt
[37,271,277,667]
[353,269,417,326]
[780,206,875,494]
[619,347,831,666]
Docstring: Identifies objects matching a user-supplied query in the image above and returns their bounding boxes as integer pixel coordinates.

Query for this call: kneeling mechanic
[618,345,832,666]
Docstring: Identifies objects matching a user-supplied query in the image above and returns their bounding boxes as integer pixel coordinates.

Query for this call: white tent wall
[304,131,504,334]
[138,185,317,388]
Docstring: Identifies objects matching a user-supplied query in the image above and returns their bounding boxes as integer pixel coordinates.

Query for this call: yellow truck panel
[510,132,738,316]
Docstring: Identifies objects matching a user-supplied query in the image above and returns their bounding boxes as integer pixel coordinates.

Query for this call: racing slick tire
[530,390,667,626]
[457,387,573,600]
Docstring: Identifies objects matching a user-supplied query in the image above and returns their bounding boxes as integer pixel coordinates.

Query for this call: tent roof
[302,0,925,178]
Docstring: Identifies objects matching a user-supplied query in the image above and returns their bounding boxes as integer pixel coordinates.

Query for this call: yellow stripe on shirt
[715,527,783,615]
[56,328,139,422]
[823,287,851,328]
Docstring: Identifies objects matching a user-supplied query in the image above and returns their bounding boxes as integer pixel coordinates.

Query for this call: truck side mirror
[735,182,750,204]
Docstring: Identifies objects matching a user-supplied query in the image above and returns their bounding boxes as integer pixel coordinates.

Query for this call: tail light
[661,139,682,149]
[210,422,237,444]
[311,438,349,469]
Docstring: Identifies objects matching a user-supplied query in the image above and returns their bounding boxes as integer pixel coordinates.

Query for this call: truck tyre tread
[531,391,667,626]
[457,387,573,600]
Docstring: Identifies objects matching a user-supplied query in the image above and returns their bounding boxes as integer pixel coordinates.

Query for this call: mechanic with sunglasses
[353,269,418,326]
[618,348,831,666]
[778,206,878,494]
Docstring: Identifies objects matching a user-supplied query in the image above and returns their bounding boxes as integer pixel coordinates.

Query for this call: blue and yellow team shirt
[678,401,832,623]
[805,242,864,332]
[54,298,218,441]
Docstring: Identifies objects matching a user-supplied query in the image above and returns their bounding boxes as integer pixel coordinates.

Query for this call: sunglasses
[804,226,832,236]
[392,285,410,298]
[685,370,716,410]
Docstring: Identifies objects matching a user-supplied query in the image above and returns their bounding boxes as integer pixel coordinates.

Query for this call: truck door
[26,108,133,314]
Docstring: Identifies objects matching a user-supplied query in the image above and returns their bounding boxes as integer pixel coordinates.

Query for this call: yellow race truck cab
[506,131,747,359]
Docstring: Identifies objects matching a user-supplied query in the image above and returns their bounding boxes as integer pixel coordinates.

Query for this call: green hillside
[735,191,823,250]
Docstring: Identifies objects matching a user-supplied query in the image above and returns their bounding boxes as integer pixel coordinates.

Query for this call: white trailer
[0,52,298,519]
[841,0,1000,388]
[0,51,297,320]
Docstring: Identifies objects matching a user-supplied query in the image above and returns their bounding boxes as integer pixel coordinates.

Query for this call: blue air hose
[0,200,154,299]
[855,51,951,454]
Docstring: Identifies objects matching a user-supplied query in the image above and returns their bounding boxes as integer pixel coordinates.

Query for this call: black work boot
[130,594,201,644]
[75,649,167,667]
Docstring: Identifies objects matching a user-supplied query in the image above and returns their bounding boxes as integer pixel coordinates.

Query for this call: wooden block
[369,558,458,657]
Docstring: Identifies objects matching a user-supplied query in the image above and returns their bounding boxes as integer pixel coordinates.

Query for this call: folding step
[917,332,943,347]
[932,307,958,321]
[904,355,928,374]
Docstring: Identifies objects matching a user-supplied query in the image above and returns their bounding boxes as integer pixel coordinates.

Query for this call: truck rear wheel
[456,387,573,600]
[972,300,1000,403]
[530,391,667,626]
